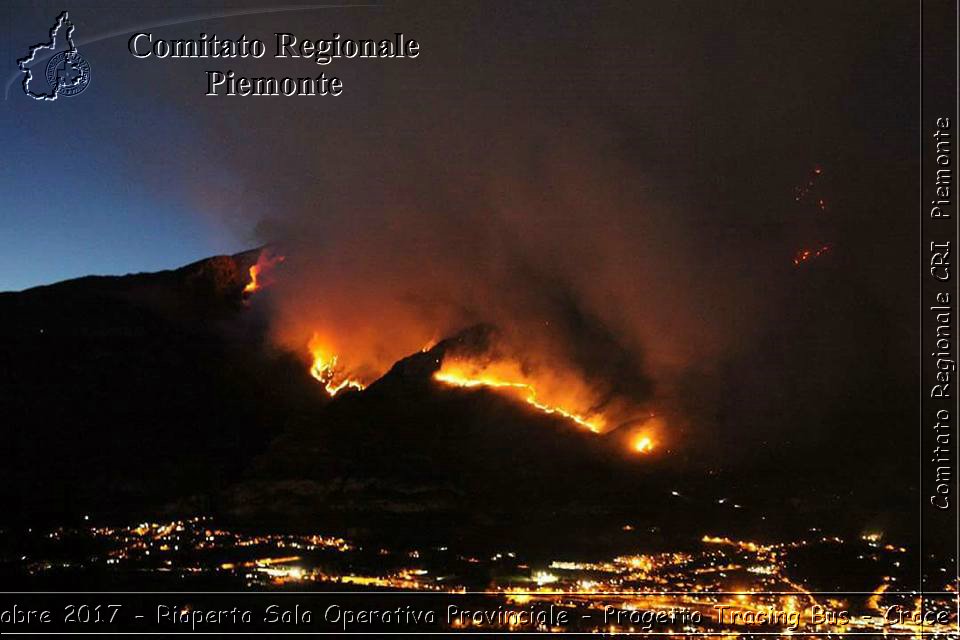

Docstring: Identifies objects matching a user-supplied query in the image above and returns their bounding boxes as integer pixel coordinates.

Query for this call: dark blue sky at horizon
[0,3,289,292]
[1,0,918,300]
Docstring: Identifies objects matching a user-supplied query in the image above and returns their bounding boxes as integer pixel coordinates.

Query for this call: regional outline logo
[17,11,91,101]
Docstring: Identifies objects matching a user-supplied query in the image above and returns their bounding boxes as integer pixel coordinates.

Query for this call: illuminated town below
[4,516,956,635]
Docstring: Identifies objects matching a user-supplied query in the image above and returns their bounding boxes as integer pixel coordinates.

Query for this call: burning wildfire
[632,434,654,453]
[243,249,285,295]
[294,326,658,453]
[308,335,365,397]
[626,416,663,455]
[433,357,604,433]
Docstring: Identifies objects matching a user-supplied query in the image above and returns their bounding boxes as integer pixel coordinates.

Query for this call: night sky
[1,1,918,292]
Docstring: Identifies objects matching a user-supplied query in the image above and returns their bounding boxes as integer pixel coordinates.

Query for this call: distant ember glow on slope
[791,165,834,267]
[308,335,365,397]
[793,165,824,204]
[432,356,605,434]
[243,249,285,295]
[793,244,832,267]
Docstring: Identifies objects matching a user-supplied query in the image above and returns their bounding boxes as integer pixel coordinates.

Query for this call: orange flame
[308,336,365,397]
[433,357,603,433]
[243,250,285,295]
[632,434,654,453]
[625,416,662,455]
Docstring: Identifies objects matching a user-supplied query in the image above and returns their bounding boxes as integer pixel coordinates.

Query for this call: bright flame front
[433,358,603,433]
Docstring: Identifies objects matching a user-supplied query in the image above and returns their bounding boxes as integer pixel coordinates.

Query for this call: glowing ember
[308,336,365,397]
[433,360,603,433]
[791,166,833,266]
[793,244,831,266]
[243,249,285,295]
[794,165,825,203]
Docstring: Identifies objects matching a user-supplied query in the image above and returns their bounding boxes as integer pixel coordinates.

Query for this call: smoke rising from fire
[254,125,742,435]
[163,2,916,456]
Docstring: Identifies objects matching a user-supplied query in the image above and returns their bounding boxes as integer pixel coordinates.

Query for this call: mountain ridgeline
[0,253,659,546]
[0,251,913,552]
